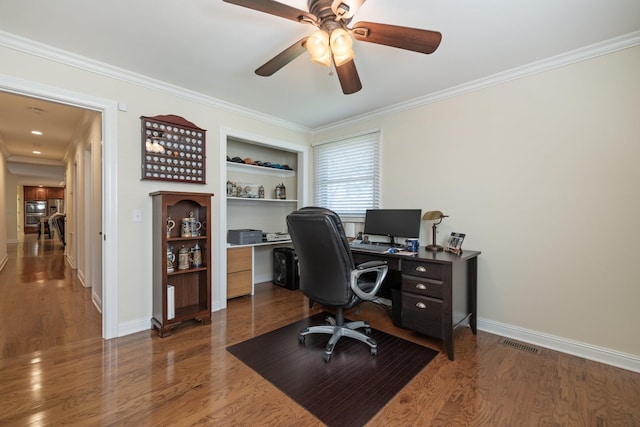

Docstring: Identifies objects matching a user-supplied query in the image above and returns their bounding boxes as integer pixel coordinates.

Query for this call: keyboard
[349,242,391,253]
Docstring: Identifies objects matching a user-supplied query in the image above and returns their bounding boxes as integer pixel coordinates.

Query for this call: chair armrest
[350,261,388,301]
[356,260,387,270]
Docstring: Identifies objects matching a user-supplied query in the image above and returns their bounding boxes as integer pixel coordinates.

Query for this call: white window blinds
[314,131,380,218]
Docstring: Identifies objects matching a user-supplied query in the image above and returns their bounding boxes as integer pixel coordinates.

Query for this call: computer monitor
[363,209,422,247]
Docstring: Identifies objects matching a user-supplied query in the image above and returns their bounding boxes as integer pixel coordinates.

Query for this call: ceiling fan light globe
[332,50,354,66]
[329,28,355,66]
[306,30,329,56]
[330,28,352,52]
[311,52,332,67]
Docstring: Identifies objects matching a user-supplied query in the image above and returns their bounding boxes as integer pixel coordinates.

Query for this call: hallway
[0,235,101,360]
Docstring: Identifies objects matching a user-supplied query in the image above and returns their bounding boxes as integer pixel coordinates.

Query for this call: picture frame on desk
[445,232,465,255]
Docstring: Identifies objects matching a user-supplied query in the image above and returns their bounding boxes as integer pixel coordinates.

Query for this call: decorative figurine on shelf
[166,216,175,239]
[275,184,281,199]
[227,180,233,196]
[191,243,202,267]
[259,185,265,199]
[279,182,286,199]
[181,217,191,237]
[167,246,176,273]
[188,211,202,236]
[178,245,190,270]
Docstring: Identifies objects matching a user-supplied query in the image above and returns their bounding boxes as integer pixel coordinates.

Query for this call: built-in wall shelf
[226,197,298,203]
[227,162,295,178]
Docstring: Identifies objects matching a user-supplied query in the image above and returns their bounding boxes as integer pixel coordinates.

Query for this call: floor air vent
[498,338,542,355]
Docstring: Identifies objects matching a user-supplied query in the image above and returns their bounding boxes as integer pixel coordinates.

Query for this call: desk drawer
[227,247,252,273]
[402,275,443,299]
[401,293,443,339]
[353,252,400,271]
[402,260,443,281]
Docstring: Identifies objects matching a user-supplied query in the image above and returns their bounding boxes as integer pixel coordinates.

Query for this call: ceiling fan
[222,0,442,94]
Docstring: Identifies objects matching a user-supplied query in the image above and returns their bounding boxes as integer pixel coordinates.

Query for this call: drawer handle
[415,283,427,290]
[415,266,427,272]
[415,302,427,309]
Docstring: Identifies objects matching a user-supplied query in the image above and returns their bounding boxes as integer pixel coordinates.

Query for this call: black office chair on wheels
[286,207,388,362]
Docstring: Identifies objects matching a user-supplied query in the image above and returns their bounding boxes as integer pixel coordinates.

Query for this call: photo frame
[445,232,465,255]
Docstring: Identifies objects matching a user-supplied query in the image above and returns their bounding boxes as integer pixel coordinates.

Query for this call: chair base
[299,314,377,363]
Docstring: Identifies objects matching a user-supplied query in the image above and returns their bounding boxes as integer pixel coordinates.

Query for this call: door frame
[0,74,119,339]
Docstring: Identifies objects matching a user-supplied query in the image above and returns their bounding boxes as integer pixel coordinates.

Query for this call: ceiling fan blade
[352,21,442,54]
[222,0,315,24]
[331,0,366,21]
[255,38,309,76]
[335,59,362,95]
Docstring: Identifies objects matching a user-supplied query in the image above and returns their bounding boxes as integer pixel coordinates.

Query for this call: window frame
[313,130,381,221]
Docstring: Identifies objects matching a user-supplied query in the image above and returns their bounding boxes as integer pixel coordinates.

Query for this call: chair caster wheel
[324,353,332,363]
[370,348,377,356]
[299,335,305,344]
[365,327,372,335]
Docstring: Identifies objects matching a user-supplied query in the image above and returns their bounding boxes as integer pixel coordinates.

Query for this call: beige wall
[1,39,638,364]
[0,43,310,331]
[313,46,640,357]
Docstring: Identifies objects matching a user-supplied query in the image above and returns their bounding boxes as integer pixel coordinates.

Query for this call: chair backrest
[286,207,356,306]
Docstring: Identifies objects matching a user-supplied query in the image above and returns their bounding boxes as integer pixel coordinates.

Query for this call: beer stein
[181,218,191,237]
[190,217,202,236]
[166,216,175,239]
[166,246,176,273]
[191,243,202,268]
[178,245,190,270]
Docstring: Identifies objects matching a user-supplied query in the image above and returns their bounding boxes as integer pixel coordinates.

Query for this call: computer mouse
[388,248,399,254]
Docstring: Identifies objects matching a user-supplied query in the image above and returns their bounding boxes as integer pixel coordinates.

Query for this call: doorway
[0,75,119,339]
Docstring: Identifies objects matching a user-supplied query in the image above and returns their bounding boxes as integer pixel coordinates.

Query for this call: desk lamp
[422,211,448,251]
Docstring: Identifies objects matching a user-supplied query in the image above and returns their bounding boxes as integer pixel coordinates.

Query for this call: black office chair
[286,207,388,362]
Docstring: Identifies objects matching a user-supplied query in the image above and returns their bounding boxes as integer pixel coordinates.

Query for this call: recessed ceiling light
[32,150,42,155]
[31,130,43,135]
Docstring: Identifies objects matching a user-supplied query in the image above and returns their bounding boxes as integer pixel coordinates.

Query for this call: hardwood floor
[0,236,101,359]
[1,238,639,426]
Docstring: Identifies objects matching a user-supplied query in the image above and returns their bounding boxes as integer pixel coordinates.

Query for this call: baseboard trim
[91,291,102,314]
[119,317,153,337]
[478,317,640,373]
[77,270,87,288]
[0,254,8,272]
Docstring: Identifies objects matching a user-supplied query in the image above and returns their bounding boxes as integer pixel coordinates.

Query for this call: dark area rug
[227,311,438,426]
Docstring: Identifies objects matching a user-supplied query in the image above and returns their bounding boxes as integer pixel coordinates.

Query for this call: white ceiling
[0,91,88,186]
[1,0,640,175]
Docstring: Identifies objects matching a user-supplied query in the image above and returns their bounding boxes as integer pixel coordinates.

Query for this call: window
[314,131,380,218]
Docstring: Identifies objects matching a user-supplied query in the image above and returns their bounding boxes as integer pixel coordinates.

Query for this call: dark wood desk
[352,248,481,360]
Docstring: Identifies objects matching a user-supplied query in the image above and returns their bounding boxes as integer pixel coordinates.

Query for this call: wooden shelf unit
[150,191,214,337]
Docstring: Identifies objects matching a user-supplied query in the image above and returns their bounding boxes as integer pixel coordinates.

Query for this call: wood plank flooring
[1,237,639,425]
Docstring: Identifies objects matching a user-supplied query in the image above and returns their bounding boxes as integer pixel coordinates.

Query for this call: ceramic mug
[166,251,176,273]
[166,217,175,238]
[191,244,202,267]
[189,218,202,236]
[181,218,191,237]
[406,238,420,252]
[178,246,190,270]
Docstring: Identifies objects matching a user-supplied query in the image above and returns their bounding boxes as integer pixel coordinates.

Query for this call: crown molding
[0,30,310,134]
[313,30,640,134]
[2,29,639,135]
